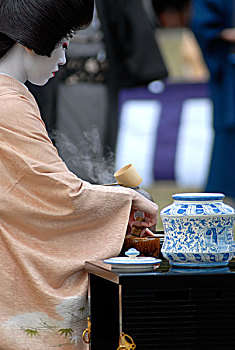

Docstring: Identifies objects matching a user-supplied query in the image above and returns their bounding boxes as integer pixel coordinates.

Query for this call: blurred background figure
[95,0,168,157]
[191,0,235,202]
[152,0,191,28]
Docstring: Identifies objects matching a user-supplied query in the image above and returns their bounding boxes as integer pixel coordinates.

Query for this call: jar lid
[172,193,225,201]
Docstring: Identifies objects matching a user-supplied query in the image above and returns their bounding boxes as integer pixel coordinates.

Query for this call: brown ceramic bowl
[122,235,163,258]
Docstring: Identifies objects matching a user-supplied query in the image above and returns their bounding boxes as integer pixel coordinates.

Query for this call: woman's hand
[127,189,158,236]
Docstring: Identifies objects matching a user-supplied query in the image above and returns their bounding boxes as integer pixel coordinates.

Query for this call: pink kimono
[0,74,132,349]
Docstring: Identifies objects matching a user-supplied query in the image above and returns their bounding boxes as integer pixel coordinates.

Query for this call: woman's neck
[0,43,27,83]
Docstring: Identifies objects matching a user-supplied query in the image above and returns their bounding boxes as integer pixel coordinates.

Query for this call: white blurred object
[148,80,165,94]
[175,98,214,188]
[115,100,162,186]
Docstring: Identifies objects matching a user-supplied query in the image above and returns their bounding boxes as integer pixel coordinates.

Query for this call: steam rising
[52,126,116,184]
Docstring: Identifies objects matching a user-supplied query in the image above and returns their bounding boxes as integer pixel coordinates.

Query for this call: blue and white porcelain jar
[161,193,235,267]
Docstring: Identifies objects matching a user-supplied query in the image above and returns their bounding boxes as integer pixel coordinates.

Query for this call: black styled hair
[0,0,94,58]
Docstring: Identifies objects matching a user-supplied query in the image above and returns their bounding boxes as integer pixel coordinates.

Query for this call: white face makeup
[24,39,69,86]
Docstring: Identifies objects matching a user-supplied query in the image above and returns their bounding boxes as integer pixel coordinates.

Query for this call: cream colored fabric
[0,75,132,349]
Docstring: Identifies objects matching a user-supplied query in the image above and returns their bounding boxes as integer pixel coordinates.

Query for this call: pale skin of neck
[0,43,27,83]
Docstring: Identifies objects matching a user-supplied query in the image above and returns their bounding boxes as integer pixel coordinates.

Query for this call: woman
[0,0,158,349]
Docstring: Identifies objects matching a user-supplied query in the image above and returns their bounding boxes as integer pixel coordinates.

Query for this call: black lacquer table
[85,259,235,350]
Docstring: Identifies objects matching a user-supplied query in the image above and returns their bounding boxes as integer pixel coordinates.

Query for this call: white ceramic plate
[103,257,162,270]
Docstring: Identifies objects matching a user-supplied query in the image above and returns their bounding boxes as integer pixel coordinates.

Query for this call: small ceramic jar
[161,193,235,267]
